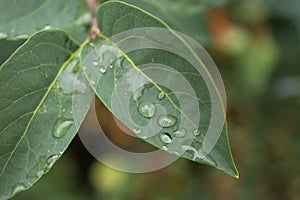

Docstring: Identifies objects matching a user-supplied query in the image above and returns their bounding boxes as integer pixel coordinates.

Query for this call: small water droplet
[170,151,181,156]
[109,64,114,69]
[157,92,165,100]
[133,88,142,101]
[92,60,99,66]
[158,115,177,128]
[193,129,201,136]
[52,117,73,138]
[99,66,106,73]
[138,102,155,118]
[173,128,186,138]
[0,32,7,39]
[43,25,52,30]
[9,28,15,33]
[62,109,66,113]
[46,154,59,168]
[160,133,172,144]
[11,183,26,196]
[162,145,168,151]
[133,127,141,135]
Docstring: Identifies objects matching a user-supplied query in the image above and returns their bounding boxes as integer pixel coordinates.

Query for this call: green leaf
[0,0,90,41]
[82,1,238,177]
[0,30,92,199]
[118,0,233,44]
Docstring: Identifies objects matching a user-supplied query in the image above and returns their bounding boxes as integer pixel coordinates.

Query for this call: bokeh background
[1,0,299,199]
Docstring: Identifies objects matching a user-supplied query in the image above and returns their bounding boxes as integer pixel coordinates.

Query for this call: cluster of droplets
[132,85,205,156]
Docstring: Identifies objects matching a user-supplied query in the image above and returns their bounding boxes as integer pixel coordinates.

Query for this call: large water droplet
[173,128,186,138]
[138,102,155,118]
[11,183,26,196]
[193,129,201,136]
[52,118,73,138]
[160,133,172,144]
[158,115,177,128]
[157,92,165,100]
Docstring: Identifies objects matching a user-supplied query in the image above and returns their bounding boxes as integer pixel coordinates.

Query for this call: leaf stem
[86,0,100,40]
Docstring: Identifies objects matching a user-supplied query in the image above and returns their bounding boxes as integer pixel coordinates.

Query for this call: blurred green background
[1,0,299,199]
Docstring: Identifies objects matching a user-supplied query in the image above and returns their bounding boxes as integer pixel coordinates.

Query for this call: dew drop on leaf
[157,92,165,100]
[52,117,73,138]
[46,154,60,169]
[99,66,106,73]
[158,115,177,128]
[160,133,172,144]
[92,60,99,66]
[173,128,186,138]
[133,127,141,135]
[138,102,156,118]
[162,145,168,151]
[193,129,201,136]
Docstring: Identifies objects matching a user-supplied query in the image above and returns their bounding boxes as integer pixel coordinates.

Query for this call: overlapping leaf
[0,0,90,41]
[0,30,91,200]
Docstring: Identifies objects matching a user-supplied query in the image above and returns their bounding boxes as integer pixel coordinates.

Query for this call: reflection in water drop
[162,145,168,151]
[158,115,177,128]
[138,102,156,118]
[173,129,186,138]
[160,133,172,144]
[52,118,73,138]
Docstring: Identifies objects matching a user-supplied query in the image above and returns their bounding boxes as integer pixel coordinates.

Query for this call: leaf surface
[0,30,92,199]
[0,0,90,41]
[82,1,238,177]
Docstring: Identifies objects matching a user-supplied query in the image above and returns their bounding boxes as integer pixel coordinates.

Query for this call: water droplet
[43,25,52,30]
[172,151,181,156]
[89,43,95,48]
[62,108,66,113]
[173,128,186,138]
[193,129,201,136]
[11,183,26,196]
[157,92,165,100]
[99,66,106,73]
[9,28,15,33]
[138,102,155,118]
[92,60,99,66]
[162,145,168,151]
[181,145,204,160]
[0,32,7,39]
[158,115,177,128]
[52,118,73,138]
[160,133,172,144]
[133,88,142,101]
[133,127,141,135]
[46,154,59,168]
[109,64,114,69]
